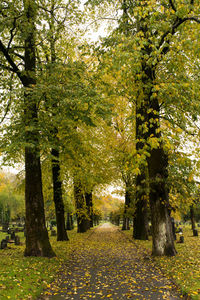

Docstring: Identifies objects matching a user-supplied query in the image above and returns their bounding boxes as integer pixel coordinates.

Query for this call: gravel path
[39,223,184,299]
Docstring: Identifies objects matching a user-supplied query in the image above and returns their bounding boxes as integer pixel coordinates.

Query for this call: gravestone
[11,232,16,240]
[1,239,7,249]
[14,236,20,245]
[51,229,56,236]
[2,223,9,232]
[176,227,183,234]
[193,229,198,237]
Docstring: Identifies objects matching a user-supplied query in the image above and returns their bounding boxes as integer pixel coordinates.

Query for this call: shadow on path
[39,223,184,299]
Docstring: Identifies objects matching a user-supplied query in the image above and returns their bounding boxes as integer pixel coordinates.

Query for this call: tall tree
[86,0,200,255]
[0,0,55,257]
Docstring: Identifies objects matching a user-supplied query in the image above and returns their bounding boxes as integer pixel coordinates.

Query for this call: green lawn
[0,228,89,299]
[0,225,199,299]
[124,226,200,300]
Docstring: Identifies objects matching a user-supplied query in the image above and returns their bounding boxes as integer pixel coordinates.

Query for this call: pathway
[39,223,184,300]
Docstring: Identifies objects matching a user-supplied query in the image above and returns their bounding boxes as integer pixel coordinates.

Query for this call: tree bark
[148,147,176,256]
[51,148,69,241]
[190,205,198,236]
[133,173,149,240]
[122,182,131,230]
[190,205,196,231]
[66,213,72,230]
[138,48,176,255]
[23,0,55,257]
[73,178,89,233]
[85,192,94,228]
[47,2,68,241]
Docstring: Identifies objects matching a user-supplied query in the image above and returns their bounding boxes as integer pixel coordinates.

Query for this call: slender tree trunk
[66,213,72,230]
[51,148,69,241]
[47,3,68,241]
[23,0,55,257]
[190,205,198,236]
[85,192,93,229]
[190,205,196,231]
[133,173,149,240]
[70,215,74,229]
[122,182,131,230]
[73,178,88,233]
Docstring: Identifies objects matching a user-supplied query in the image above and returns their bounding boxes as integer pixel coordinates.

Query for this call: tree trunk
[190,205,195,231]
[24,145,55,257]
[133,80,149,239]
[190,205,198,236]
[122,182,131,230]
[137,52,176,255]
[133,173,149,239]
[51,148,69,241]
[47,5,68,241]
[73,178,88,233]
[23,0,55,257]
[148,147,176,256]
[85,192,93,229]
[66,213,72,230]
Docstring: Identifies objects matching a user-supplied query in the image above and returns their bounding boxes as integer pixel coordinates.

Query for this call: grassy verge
[123,227,200,300]
[0,228,91,299]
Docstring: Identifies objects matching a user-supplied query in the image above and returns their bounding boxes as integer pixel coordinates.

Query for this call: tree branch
[183,16,200,23]
[0,63,15,72]
[7,17,17,49]
[10,51,25,61]
[169,0,177,12]
[158,15,200,56]
[0,73,14,125]
[0,39,24,83]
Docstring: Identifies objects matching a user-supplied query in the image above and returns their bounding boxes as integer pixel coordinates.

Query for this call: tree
[0,0,55,257]
[86,0,200,255]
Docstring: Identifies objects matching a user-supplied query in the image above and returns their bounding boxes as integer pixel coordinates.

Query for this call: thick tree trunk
[51,148,69,241]
[73,178,88,233]
[24,0,55,257]
[137,53,176,255]
[148,147,176,256]
[24,145,55,257]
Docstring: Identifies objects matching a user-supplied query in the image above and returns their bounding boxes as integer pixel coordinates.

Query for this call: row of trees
[0,0,200,257]
[0,0,116,257]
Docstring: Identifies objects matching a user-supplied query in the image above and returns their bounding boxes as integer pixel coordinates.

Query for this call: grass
[0,225,199,299]
[0,227,90,299]
[123,226,200,300]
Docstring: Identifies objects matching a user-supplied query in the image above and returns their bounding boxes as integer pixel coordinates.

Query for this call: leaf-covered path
[40,223,184,299]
